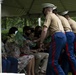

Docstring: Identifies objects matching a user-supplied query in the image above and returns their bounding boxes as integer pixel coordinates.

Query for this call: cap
[42,3,55,9]
[53,6,57,10]
[61,11,69,15]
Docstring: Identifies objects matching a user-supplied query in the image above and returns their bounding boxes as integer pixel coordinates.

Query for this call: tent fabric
[2,0,76,17]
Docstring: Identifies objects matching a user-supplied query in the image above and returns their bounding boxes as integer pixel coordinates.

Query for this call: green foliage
[71,17,76,21]
[7,17,24,28]
[2,28,23,43]
[2,17,24,29]
[2,29,9,42]
[2,17,45,30]
[1,29,9,34]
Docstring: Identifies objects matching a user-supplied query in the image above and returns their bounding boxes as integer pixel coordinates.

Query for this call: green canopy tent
[2,0,76,17]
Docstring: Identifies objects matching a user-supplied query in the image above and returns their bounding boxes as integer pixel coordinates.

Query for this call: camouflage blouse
[5,40,20,58]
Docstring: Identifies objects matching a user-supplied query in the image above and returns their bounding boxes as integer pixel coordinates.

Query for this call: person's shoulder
[45,12,52,19]
[58,15,67,20]
[58,15,64,18]
[46,13,51,16]
[69,18,76,23]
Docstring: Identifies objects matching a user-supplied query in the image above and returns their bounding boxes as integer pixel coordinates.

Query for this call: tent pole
[0,0,3,73]
[38,17,41,26]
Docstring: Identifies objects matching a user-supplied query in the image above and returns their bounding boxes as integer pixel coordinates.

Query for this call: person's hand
[37,47,44,52]
[39,42,44,51]
[33,40,38,42]
[31,50,38,53]
[40,42,44,48]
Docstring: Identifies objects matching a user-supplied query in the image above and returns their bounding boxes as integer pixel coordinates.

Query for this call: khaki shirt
[68,18,76,33]
[58,15,72,32]
[44,12,64,36]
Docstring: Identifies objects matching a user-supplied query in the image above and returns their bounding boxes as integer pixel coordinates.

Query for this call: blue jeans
[2,57,18,73]
[46,32,66,75]
[7,57,18,73]
[2,58,11,72]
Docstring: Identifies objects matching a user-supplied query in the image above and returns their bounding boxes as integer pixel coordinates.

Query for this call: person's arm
[40,26,48,44]
[40,13,51,45]
[33,38,41,42]
[31,49,38,53]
